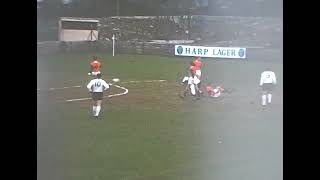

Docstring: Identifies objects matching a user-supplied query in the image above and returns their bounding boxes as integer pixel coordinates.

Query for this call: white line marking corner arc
[65,84,128,102]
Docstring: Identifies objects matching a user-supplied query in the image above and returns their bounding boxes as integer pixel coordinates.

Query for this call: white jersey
[260,71,277,86]
[195,70,201,77]
[193,75,200,85]
[87,78,110,92]
[187,76,194,85]
[212,88,221,98]
[182,76,189,83]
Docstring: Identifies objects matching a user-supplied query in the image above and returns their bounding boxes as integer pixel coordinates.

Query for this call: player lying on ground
[206,83,233,98]
[193,57,202,92]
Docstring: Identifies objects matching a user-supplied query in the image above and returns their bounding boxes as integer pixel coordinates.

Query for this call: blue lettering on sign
[177,46,183,54]
[212,49,238,57]
[218,49,224,56]
[231,50,236,56]
[238,48,245,57]
[212,49,217,55]
[204,49,208,55]
[198,48,202,55]
[185,48,191,54]
[192,48,197,55]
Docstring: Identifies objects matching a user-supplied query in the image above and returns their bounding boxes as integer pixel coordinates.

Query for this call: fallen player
[206,83,233,98]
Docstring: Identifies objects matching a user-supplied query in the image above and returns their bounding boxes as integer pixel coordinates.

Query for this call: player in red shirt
[193,56,202,75]
[88,56,102,76]
[184,62,201,98]
[192,57,203,94]
[189,63,197,76]
[206,83,214,96]
[206,83,227,98]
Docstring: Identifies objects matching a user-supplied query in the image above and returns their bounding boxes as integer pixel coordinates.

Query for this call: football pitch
[37,52,283,180]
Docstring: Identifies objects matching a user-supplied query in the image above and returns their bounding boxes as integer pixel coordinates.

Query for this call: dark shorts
[92,92,103,101]
[262,83,274,92]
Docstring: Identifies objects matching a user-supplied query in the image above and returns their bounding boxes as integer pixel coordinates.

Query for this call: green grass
[37,53,283,180]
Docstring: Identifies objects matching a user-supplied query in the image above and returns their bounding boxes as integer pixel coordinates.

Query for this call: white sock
[95,106,101,116]
[267,94,272,103]
[93,106,97,115]
[262,94,267,106]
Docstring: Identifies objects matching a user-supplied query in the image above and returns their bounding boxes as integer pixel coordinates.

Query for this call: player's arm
[273,73,277,85]
[259,74,264,86]
[185,83,190,91]
[87,81,93,92]
[102,80,110,91]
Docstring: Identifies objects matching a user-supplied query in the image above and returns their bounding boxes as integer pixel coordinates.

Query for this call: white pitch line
[37,79,167,91]
[121,79,167,84]
[108,84,129,98]
[49,86,81,90]
[65,97,91,102]
[65,84,129,102]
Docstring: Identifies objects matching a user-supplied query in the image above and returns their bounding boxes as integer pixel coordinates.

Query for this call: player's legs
[183,85,189,97]
[92,101,97,116]
[267,92,272,104]
[193,75,201,97]
[194,83,201,98]
[261,91,267,106]
[92,92,103,117]
[263,83,273,105]
[266,84,274,104]
[197,82,202,94]
[184,76,194,97]
[190,84,196,95]
[261,83,272,106]
[195,70,201,78]
[194,71,202,93]
[95,100,102,117]
[91,94,98,116]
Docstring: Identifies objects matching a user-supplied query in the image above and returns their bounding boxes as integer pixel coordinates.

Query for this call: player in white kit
[87,73,110,118]
[259,68,277,107]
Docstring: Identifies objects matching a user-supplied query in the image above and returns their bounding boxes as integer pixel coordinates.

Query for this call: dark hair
[96,73,102,78]
[93,56,98,60]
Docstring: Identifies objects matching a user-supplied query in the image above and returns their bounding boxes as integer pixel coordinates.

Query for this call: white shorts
[190,84,196,95]
[187,76,194,85]
[92,71,101,76]
[193,76,201,85]
[182,76,189,84]
[211,89,221,98]
[195,70,201,77]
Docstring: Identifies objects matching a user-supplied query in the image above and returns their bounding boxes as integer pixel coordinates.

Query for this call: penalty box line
[65,84,128,102]
[37,79,167,91]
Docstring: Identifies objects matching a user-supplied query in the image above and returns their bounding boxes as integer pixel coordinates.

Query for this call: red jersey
[189,65,197,75]
[90,60,101,72]
[193,58,202,70]
[206,85,214,95]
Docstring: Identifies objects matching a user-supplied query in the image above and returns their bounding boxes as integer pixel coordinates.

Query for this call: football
[112,78,120,82]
